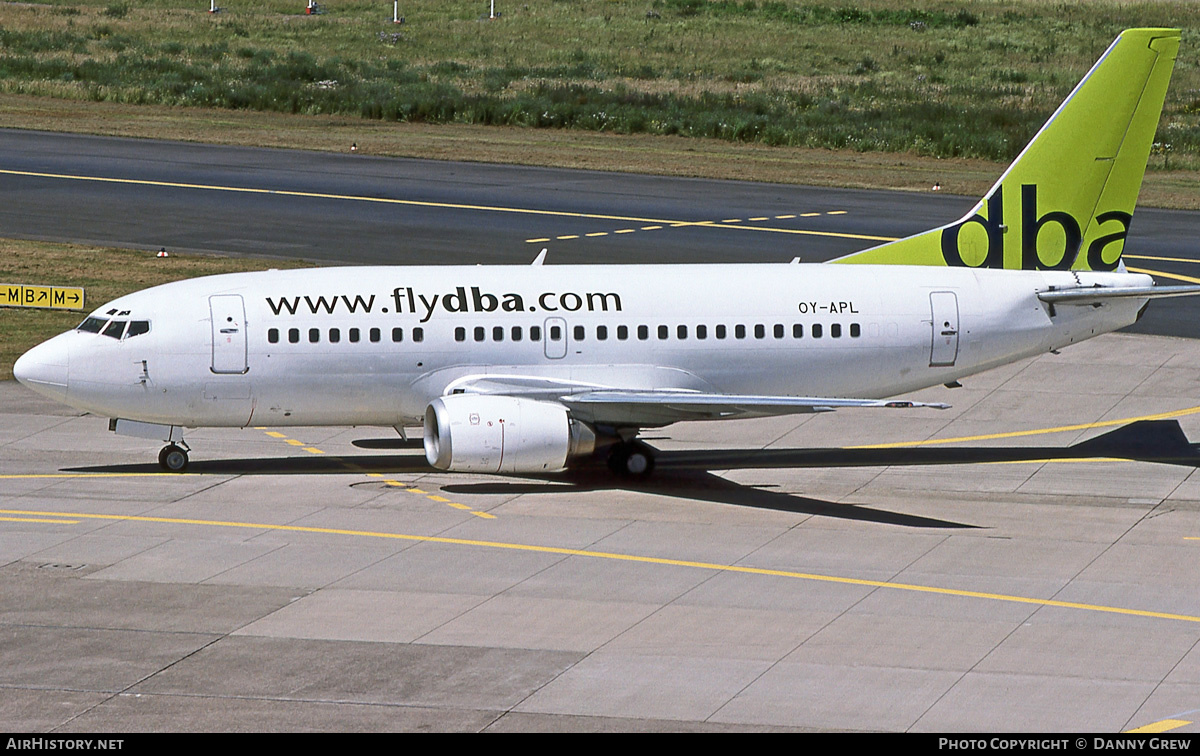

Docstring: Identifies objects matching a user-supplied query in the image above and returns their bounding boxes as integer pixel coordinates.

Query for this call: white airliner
[14,28,1200,475]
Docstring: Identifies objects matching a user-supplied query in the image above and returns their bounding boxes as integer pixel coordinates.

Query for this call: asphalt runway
[1,129,1198,336]
[4,131,1200,732]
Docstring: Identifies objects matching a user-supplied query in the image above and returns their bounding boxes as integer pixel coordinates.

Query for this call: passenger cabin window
[530,326,542,341]
[573,325,585,341]
[657,325,668,340]
[289,328,300,344]
[696,325,707,340]
[309,328,320,343]
[638,325,649,340]
[268,328,280,344]
[474,327,485,342]
[455,327,466,342]
[850,323,861,338]
[597,325,608,341]
[392,327,404,343]
[831,323,842,338]
[493,326,504,342]
[677,325,688,340]
[617,325,628,340]
[370,328,381,343]
[349,328,360,343]
[413,328,424,342]
[716,325,726,339]
[774,324,784,339]
[329,328,341,343]
[735,325,746,339]
[512,326,523,341]
[754,324,765,339]
[793,324,803,338]
[812,324,823,338]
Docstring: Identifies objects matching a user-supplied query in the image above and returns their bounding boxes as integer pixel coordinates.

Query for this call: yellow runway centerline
[2,507,1197,625]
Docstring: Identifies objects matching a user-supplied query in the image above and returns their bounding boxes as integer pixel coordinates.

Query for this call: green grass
[0,239,313,379]
[0,1,1197,165]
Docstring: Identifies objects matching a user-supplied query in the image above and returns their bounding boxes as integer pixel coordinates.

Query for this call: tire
[159,444,189,473]
[607,443,655,477]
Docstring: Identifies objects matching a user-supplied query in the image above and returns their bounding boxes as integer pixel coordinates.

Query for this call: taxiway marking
[255,429,496,519]
[527,211,873,244]
[850,404,1200,449]
[1,506,1197,625]
[1126,718,1193,733]
[0,168,890,245]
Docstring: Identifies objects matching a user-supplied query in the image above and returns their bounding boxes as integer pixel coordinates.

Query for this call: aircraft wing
[561,391,949,426]
[445,375,949,428]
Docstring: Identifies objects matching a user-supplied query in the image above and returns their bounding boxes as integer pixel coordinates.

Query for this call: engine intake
[424,394,596,473]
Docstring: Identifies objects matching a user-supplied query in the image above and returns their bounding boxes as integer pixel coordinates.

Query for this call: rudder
[833,28,1180,272]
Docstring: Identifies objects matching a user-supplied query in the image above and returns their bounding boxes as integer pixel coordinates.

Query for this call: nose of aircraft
[13,335,69,403]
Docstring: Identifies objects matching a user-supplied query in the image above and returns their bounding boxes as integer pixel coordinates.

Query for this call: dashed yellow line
[529,210,888,245]
[4,168,893,248]
[0,506,1195,624]
[255,429,494,519]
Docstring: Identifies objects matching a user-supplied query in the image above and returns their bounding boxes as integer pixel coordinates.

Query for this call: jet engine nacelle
[424,394,596,473]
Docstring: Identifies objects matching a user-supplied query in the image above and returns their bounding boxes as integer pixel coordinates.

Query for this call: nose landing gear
[158,443,190,473]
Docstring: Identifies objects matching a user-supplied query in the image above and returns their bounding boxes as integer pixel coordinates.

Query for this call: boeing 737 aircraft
[14,28,1200,475]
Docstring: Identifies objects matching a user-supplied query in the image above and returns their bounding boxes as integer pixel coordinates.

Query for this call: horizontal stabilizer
[1038,284,1200,305]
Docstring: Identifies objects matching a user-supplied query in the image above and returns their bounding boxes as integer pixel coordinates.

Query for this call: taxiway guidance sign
[0,283,85,310]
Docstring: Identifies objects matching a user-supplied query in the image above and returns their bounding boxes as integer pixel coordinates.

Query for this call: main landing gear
[158,442,190,473]
[607,440,656,477]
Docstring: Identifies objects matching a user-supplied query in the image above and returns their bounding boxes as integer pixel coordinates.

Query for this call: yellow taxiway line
[4,506,1199,625]
[0,168,891,243]
[850,404,1200,449]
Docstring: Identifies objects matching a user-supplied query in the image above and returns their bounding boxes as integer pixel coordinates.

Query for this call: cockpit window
[126,321,150,338]
[77,317,106,333]
[102,320,127,339]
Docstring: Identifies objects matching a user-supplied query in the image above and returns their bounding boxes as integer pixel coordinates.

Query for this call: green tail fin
[833,28,1179,271]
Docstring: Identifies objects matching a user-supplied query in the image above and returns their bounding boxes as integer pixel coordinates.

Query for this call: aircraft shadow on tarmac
[66,420,1200,529]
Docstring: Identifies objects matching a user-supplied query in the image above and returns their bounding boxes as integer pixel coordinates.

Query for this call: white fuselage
[17,263,1150,429]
